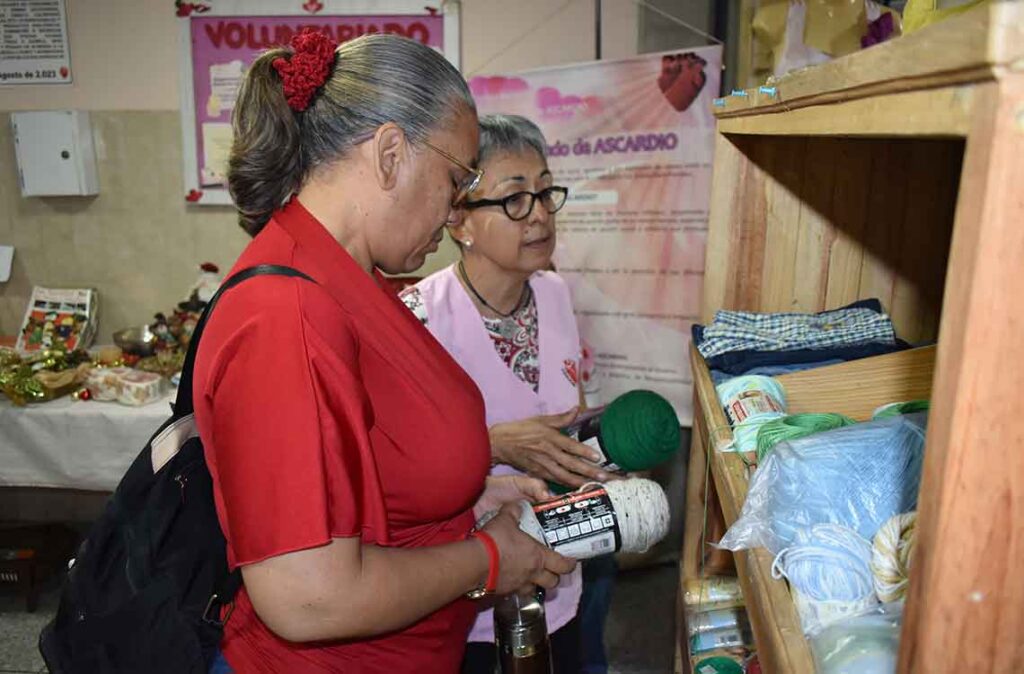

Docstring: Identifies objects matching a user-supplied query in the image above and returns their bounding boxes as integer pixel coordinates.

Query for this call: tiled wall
[0,111,246,341]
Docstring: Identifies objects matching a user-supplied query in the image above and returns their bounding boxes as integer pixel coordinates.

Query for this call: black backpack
[39,265,314,674]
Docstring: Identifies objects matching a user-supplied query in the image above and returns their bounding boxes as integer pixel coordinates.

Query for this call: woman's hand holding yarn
[479,502,577,594]
[489,409,610,487]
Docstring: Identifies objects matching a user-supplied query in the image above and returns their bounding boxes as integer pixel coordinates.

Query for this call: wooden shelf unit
[677,4,1024,673]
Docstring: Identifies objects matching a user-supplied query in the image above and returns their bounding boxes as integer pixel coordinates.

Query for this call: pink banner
[189,14,443,187]
[471,47,722,423]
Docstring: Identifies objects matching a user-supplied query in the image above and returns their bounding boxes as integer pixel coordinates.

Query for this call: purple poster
[189,15,443,188]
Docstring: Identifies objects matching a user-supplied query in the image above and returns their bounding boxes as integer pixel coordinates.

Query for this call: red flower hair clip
[272,30,338,112]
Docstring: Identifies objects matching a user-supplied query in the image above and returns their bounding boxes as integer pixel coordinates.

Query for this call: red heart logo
[185,189,203,203]
[302,0,323,13]
[659,52,708,112]
[59,66,68,78]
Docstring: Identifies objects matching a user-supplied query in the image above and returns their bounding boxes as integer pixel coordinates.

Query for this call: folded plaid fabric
[697,303,897,359]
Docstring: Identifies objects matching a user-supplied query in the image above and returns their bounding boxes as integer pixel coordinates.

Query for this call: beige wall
[0,112,247,341]
[0,1,637,111]
[0,0,639,340]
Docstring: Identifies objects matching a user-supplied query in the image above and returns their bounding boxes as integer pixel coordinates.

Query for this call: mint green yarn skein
[600,390,681,471]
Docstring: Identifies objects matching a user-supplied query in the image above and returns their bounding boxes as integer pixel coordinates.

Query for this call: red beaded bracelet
[468,531,500,598]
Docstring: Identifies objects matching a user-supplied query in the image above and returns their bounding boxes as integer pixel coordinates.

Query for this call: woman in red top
[192,32,573,673]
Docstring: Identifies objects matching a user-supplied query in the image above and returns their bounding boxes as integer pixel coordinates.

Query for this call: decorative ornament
[73,388,92,402]
[175,2,211,18]
[272,30,338,112]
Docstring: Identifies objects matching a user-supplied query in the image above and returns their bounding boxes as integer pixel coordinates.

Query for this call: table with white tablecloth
[0,392,176,492]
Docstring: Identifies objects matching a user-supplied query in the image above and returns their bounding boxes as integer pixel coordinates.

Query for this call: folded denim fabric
[705,341,911,376]
[709,359,846,386]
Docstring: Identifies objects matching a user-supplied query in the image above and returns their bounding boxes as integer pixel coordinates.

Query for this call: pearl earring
[463,239,473,248]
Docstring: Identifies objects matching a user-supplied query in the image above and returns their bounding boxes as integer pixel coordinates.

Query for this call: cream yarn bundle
[870,512,917,603]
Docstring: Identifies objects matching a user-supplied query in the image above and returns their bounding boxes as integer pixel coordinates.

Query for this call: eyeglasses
[463,186,569,221]
[421,140,484,207]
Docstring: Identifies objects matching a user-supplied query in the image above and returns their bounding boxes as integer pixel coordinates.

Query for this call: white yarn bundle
[870,512,917,603]
[772,524,878,634]
[601,478,671,553]
[518,478,670,559]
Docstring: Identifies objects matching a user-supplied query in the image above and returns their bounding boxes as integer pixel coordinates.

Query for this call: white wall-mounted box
[11,111,99,197]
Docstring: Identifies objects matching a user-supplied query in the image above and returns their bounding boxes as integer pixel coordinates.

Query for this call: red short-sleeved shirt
[193,199,491,673]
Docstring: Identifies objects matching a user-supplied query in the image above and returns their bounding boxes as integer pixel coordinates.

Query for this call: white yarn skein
[870,512,917,603]
[772,524,878,634]
[517,478,670,559]
[602,478,671,553]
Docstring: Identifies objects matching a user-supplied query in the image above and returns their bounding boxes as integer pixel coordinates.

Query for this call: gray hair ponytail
[228,34,475,237]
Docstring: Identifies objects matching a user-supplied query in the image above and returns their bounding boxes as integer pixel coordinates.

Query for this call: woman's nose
[527,195,549,226]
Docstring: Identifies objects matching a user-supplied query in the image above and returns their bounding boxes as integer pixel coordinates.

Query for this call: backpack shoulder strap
[173,264,316,418]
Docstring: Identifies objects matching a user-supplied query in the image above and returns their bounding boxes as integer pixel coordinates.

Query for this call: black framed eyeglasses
[463,186,569,221]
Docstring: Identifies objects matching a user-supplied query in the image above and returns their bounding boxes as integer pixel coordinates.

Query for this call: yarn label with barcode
[723,389,784,425]
[531,487,622,558]
[563,409,623,472]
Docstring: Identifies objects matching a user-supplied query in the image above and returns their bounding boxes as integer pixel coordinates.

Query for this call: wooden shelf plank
[714,3,1023,122]
[718,86,975,138]
[899,74,1024,674]
[690,344,816,674]
[776,345,936,420]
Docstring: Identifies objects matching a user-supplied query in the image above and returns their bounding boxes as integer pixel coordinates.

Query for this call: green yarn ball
[600,389,682,472]
[547,390,681,492]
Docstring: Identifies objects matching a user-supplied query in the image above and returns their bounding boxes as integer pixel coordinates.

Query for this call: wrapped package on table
[116,370,166,406]
[85,367,135,401]
[86,367,166,406]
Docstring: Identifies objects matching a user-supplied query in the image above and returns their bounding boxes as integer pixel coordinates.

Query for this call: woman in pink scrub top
[402,114,610,673]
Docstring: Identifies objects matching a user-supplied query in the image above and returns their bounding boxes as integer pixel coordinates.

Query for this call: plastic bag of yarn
[682,576,745,612]
[715,375,786,454]
[809,602,903,674]
[718,413,927,555]
[686,607,749,638]
[690,624,753,656]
